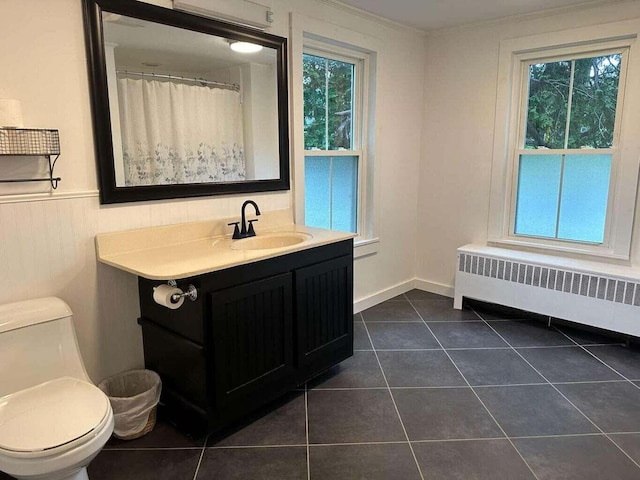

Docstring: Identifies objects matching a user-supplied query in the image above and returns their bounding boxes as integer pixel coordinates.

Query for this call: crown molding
[311,0,627,38]
[311,0,427,36]
[424,0,628,37]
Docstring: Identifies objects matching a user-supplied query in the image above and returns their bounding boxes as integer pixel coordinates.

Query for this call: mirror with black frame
[83,0,290,204]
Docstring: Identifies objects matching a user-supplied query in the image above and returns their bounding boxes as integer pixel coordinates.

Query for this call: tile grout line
[405,299,542,480]
[360,313,426,480]
[208,441,403,449]
[550,325,640,392]
[103,446,205,451]
[478,343,625,349]
[410,433,605,443]
[139,430,640,451]
[310,383,547,391]
[472,308,640,471]
[356,318,625,326]
[509,432,637,440]
[357,344,625,351]
[305,382,311,480]
[191,434,208,480]
[206,444,308,449]
[549,379,637,384]
[364,320,492,323]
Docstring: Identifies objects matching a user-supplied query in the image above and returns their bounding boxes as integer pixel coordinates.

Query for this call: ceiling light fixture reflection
[229,41,263,53]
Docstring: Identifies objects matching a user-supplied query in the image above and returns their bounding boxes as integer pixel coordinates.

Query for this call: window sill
[354,237,379,259]
[488,237,630,262]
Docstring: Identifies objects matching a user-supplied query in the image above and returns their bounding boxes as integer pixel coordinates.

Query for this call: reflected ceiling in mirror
[83,0,289,204]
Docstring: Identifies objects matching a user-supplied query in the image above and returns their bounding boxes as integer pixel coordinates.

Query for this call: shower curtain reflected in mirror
[117,77,246,186]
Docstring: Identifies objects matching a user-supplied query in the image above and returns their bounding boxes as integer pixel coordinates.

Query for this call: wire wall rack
[0,128,61,189]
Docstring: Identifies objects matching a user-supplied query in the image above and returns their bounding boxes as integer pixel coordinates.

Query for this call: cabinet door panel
[208,273,293,408]
[296,255,353,372]
[139,319,207,408]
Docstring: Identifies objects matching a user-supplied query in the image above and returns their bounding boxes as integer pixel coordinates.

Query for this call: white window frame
[290,14,381,257]
[488,23,640,260]
[302,44,367,235]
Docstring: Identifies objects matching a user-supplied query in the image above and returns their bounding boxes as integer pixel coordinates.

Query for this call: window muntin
[513,51,623,245]
[303,50,363,234]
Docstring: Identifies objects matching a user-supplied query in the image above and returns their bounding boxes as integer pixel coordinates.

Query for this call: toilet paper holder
[167,280,198,302]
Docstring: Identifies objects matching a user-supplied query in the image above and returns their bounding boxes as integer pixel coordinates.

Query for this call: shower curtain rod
[116,70,240,91]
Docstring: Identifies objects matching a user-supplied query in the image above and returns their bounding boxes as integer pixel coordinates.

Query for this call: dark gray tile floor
[4,290,637,480]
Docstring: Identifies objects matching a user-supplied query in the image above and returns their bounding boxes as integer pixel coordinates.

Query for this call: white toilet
[0,297,114,480]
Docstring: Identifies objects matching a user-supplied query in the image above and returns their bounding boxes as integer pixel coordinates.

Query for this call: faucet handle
[227,222,241,239]
[247,219,258,237]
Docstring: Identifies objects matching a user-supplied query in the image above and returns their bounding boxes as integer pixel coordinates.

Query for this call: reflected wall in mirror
[83,0,290,204]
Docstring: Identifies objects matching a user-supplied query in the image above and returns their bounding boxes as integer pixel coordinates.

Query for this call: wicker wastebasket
[98,369,162,440]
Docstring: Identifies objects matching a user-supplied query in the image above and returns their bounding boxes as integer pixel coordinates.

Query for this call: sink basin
[230,233,311,250]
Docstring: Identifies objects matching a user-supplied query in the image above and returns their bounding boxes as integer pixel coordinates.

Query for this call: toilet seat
[0,377,110,457]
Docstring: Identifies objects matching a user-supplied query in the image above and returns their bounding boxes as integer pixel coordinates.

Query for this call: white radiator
[454,244,640,337]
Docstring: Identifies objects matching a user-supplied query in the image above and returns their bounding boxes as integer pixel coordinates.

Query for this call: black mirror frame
[83,0,290,204]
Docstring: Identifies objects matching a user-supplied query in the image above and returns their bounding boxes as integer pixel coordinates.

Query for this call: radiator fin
[458,253,639,308]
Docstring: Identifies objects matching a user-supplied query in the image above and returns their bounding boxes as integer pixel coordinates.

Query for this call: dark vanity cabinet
[137,239,353,434]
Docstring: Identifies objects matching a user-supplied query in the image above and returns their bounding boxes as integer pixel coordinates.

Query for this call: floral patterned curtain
[117,77,246,186]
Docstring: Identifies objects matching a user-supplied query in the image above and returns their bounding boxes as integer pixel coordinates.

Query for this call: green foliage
[303,54,354,150]
[525,54,621,149]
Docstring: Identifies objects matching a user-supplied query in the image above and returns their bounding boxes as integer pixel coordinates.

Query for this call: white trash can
[98,369,162,440]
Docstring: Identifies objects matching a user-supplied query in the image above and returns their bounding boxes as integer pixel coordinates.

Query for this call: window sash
[510,149,619,247]
[304,154,360,232]
[303,47,367,237]
[509,48,628,247]
[511,151,614,243]
[517,49,627,152]
[303,47,364,152]
[304,152,362,234]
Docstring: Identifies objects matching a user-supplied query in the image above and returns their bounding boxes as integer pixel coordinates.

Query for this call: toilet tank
[0,297,90,398]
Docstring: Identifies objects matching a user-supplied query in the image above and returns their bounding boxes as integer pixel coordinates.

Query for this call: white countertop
[95,210,355,280]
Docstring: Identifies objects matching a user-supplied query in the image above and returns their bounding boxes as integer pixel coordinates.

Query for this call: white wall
[0,0,423,382]
[248,63,279,180]
[417,1,640,293]
[235,62,280,180]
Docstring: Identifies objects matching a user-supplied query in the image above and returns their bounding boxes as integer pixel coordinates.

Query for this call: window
[514,53,623,244]
[488,25,640,259]
[291,15,379,251]
[302,49,365,234]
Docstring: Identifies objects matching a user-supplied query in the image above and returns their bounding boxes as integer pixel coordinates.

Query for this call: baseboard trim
[414,278,454,298]
[353,278,455,313]
[353,280,414,313]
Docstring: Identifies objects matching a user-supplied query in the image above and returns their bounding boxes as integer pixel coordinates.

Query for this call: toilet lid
[0,377,109,452]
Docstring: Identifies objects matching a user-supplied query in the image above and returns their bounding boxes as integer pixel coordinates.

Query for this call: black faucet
[228,200,261,239]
